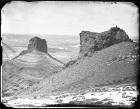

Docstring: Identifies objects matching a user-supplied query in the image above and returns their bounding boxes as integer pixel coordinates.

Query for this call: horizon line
[1,32,79,36]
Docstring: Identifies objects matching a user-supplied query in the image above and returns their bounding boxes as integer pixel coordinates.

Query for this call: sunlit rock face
[79,26,132,57]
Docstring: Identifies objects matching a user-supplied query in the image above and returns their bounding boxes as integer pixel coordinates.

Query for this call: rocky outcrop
[18,37,48,56]
[79,26,133,57]
[28,37,48,53]
[13,36,64,65]
[12,36,64,65]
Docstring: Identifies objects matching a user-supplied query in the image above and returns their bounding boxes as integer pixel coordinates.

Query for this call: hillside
[16,41,138,98]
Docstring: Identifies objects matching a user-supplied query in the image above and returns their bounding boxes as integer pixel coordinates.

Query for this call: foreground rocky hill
[13,27,139,98]
[17,41,138,98]
[2,27,139,107]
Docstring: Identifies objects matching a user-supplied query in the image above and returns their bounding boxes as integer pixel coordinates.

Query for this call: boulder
[79,26,132,57]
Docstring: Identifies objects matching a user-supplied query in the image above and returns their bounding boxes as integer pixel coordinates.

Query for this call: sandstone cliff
[79,26,132,57]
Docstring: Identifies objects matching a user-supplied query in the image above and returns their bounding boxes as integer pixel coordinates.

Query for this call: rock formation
[14,36,64,65]
[28,37,48,53]
[79,26,133,57]
[2,37,65,98]
[16,37,48,57]
[12,36,64,68]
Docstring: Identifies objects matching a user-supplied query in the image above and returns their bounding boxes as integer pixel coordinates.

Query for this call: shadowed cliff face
[79,26,132,57]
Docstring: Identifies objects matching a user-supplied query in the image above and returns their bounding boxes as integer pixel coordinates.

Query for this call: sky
[1,1,139,39]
